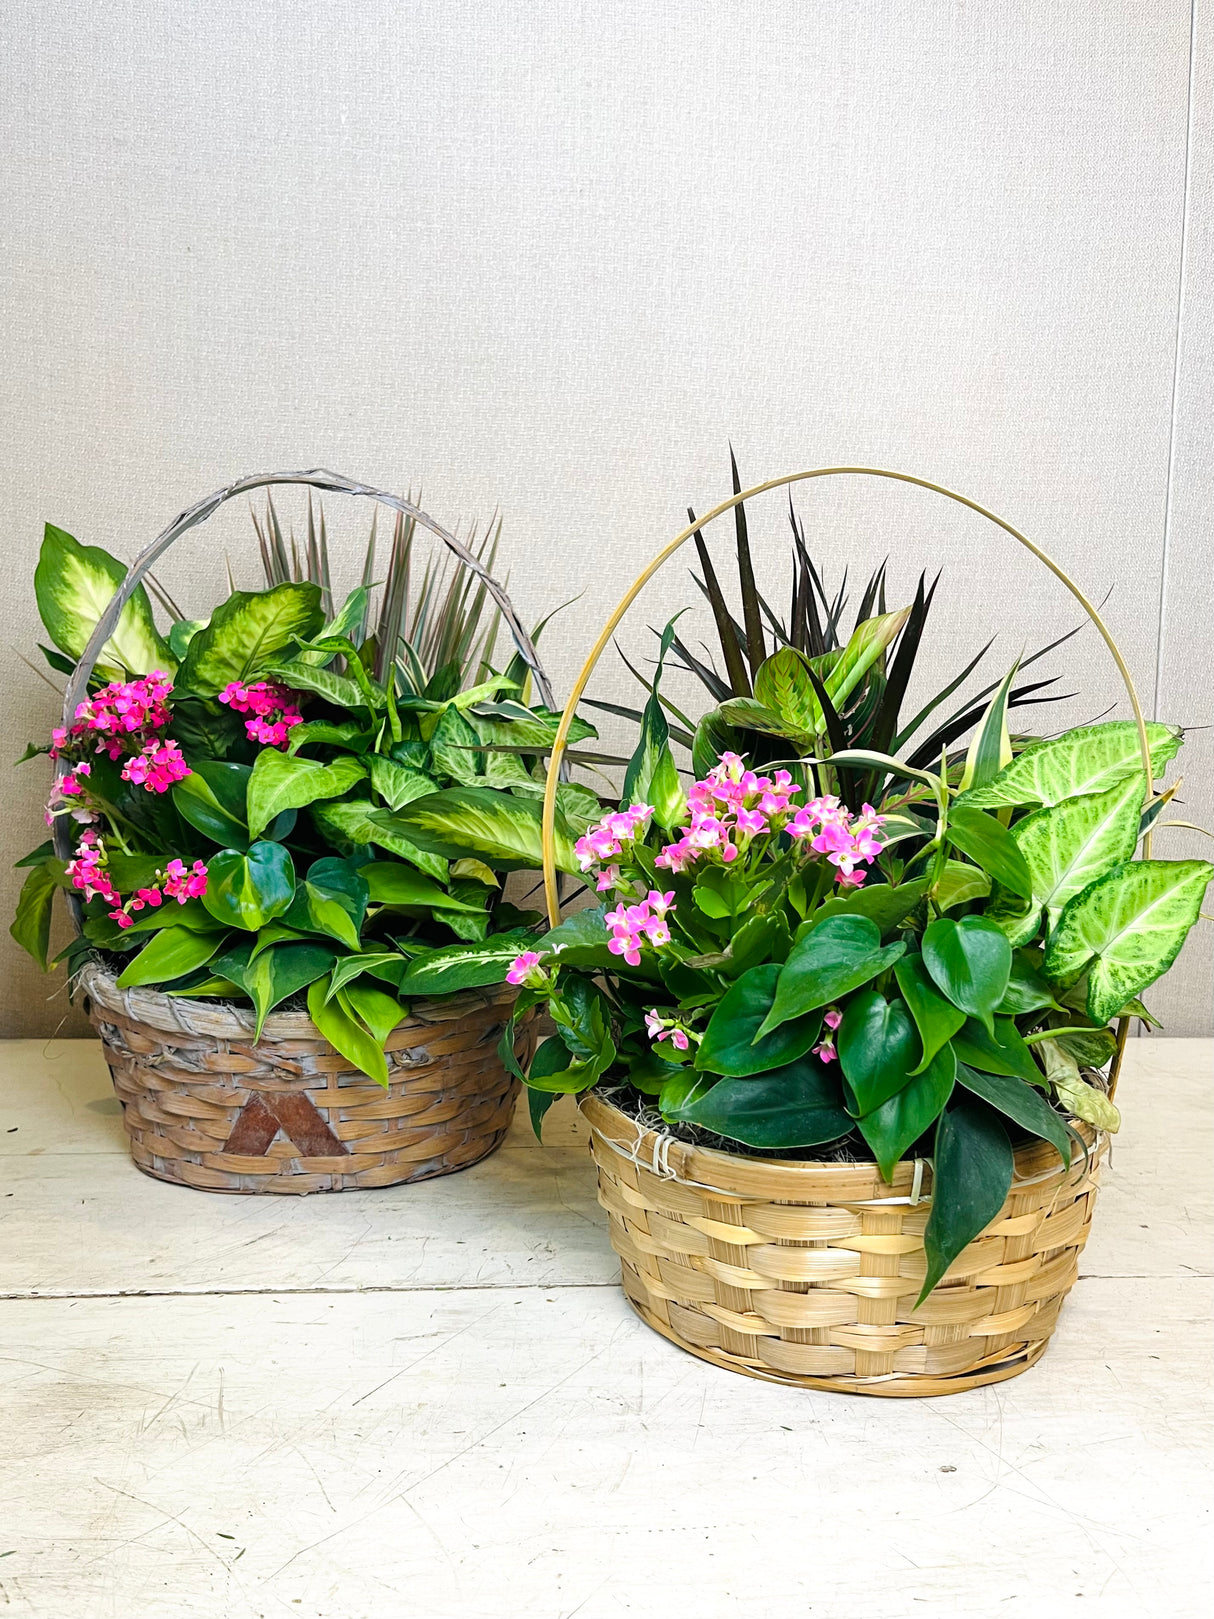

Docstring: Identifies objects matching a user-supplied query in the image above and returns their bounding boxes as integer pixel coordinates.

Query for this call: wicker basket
[538,467,1147,1393]
[583,1093,1104,1395]
[55,469,557,1194]
[81,960,534,1194]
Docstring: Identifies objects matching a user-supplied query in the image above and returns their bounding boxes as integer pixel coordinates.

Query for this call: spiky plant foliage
[589,452,1080,802]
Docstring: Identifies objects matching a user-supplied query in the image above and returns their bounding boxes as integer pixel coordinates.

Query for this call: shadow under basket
[79,959,532,1194]
[581,1092,1105,1397]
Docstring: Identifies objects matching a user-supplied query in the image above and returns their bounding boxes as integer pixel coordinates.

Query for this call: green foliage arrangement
[12,517,599,1085]
[509,609,1211,1299]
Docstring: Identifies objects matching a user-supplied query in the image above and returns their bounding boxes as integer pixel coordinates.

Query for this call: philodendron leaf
[246,750,367,840]
[35,524,172,677]
[10,862,59,969]
[362,862,485,913]
[756,916,907,1039]
[228,940,338,1040]
[283,856,369,950]
[954,1062,1071,1166]
[810,877,929,935]
[306,976,389,1086]
[997,953,1061,1016]
[116,925,228,989]
[894,953,966,1074]
[951,1016,1045,1086]
[956,720,1181,810]
[921,916,1011,1035]
[173,761,252,849]
[696,964,823,1077]
[934,860,992,912]
[672,1059,852,1149]
[1043,858,1214,1021]
[524,1033,603,1094]
[202,842,295,932]
[396,932,536,996]
[946,805,1032,900]
[337,981,408,1046]
[837,991,919,1114]
[918,1094,1013,1302]
[390,787,579,873]
[856,1044,956,1183]
[178,582,324,697]
[1010,770,1147,931]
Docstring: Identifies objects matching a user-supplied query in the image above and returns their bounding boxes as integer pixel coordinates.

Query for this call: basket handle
[539,466,1154,1096]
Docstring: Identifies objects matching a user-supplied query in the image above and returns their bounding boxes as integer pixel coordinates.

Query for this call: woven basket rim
[581,1088,1095,1202]
[76,954,516,1043]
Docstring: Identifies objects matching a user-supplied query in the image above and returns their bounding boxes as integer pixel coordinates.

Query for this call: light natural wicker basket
[58,470,554,1194]
[584,1092,1103,1395]
[538,466,1149,1394]
[80,961,532,1194]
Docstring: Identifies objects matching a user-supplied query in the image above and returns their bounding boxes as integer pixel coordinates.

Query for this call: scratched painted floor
[0,1038,1210,1619]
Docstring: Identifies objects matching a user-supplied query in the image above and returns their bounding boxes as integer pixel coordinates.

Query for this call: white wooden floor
[0,1038,1210,1619]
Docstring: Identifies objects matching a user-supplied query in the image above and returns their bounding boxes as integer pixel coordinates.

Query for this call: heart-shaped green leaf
[757,916,906,1039]
[696,964,823,1076]
[893,953,966,1074]
[116,925,228,989]
[283,856,368,950]
[837,991,919,1114]
[950,1016,1045,1086]
[855,1043,956,1183]
[173,761,252,849]
[812,877,929,934]
[996,952,1062,1015]
[202,841,295,932]
[922,915,1011,1034]
[221,939,337,1039]
[954,1063,1071,1166]
[367,755,439,811]
[946,804,1032,899]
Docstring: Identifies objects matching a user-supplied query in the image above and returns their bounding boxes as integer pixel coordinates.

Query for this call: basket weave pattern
[81,961,532,1194]
[583,1093,1104,1396]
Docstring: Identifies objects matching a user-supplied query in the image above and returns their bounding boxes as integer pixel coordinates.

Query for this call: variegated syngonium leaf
[1012,770,1147,931]
[956,720,1181,810]
[1043,857,1214,1022]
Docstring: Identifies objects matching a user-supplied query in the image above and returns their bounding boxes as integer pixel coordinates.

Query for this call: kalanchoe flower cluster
[655,752,801,873]
[64,831,207,929]
[605,889,676,966]
[51,673,174,763]
[218,680,304,747]
[574,803,654,892]
[506,949,551,988]
[813,1007,843,1063]
[644,1009,700,1052]
[787,796,888,888]
[120,737,191,793]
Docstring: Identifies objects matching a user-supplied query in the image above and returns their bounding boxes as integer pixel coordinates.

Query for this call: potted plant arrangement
[509,466,1211,1394]
[11,471,598,1194]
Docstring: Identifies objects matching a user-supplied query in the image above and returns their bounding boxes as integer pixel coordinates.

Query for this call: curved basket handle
[539,466,1154,1096]
[58,468,553,727]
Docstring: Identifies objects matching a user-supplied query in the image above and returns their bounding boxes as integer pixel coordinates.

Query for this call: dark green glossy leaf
[951,1016,1044,1086]
[810,877,929,935]
[946,804,1032,899]
[894,954,966,1074]
[922,915,1011,1035]
[525,1033,606,1093]
[856,1044,956,1183]
[954,1062,1071,1165]
[227,940,337,1039]
[757,917,906,1038]
[837,991,919,1114]
[997,952,1062,1016]
[173,761,252,849]
[283,856,368,950]
[696,964,823,1077]
[673,1059,852,1149]
[9,862,60,969]
[919,1095,1013,1302]
[202,841,295,932]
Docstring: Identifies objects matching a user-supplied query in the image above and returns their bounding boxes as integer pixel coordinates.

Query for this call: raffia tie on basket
[582,1094,1105,1397]
[80,961,534,1195]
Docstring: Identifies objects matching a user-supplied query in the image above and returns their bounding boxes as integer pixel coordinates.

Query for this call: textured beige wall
[1,1,1209,1036]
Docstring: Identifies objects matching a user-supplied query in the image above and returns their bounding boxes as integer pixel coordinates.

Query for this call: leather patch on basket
[223,1091,348,1158]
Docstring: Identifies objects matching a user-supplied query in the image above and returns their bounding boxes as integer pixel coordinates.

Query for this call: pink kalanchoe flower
[595,865,622,893]
[162,858,209,902]
[834,867,867,888]
[218,680,304,748]
[506,950,549,988]
[121,738,191,793]
[823,1009,843,1032]
[670,1029,690,1052]
[646,890,675,918]
[644,1010,665,1041]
